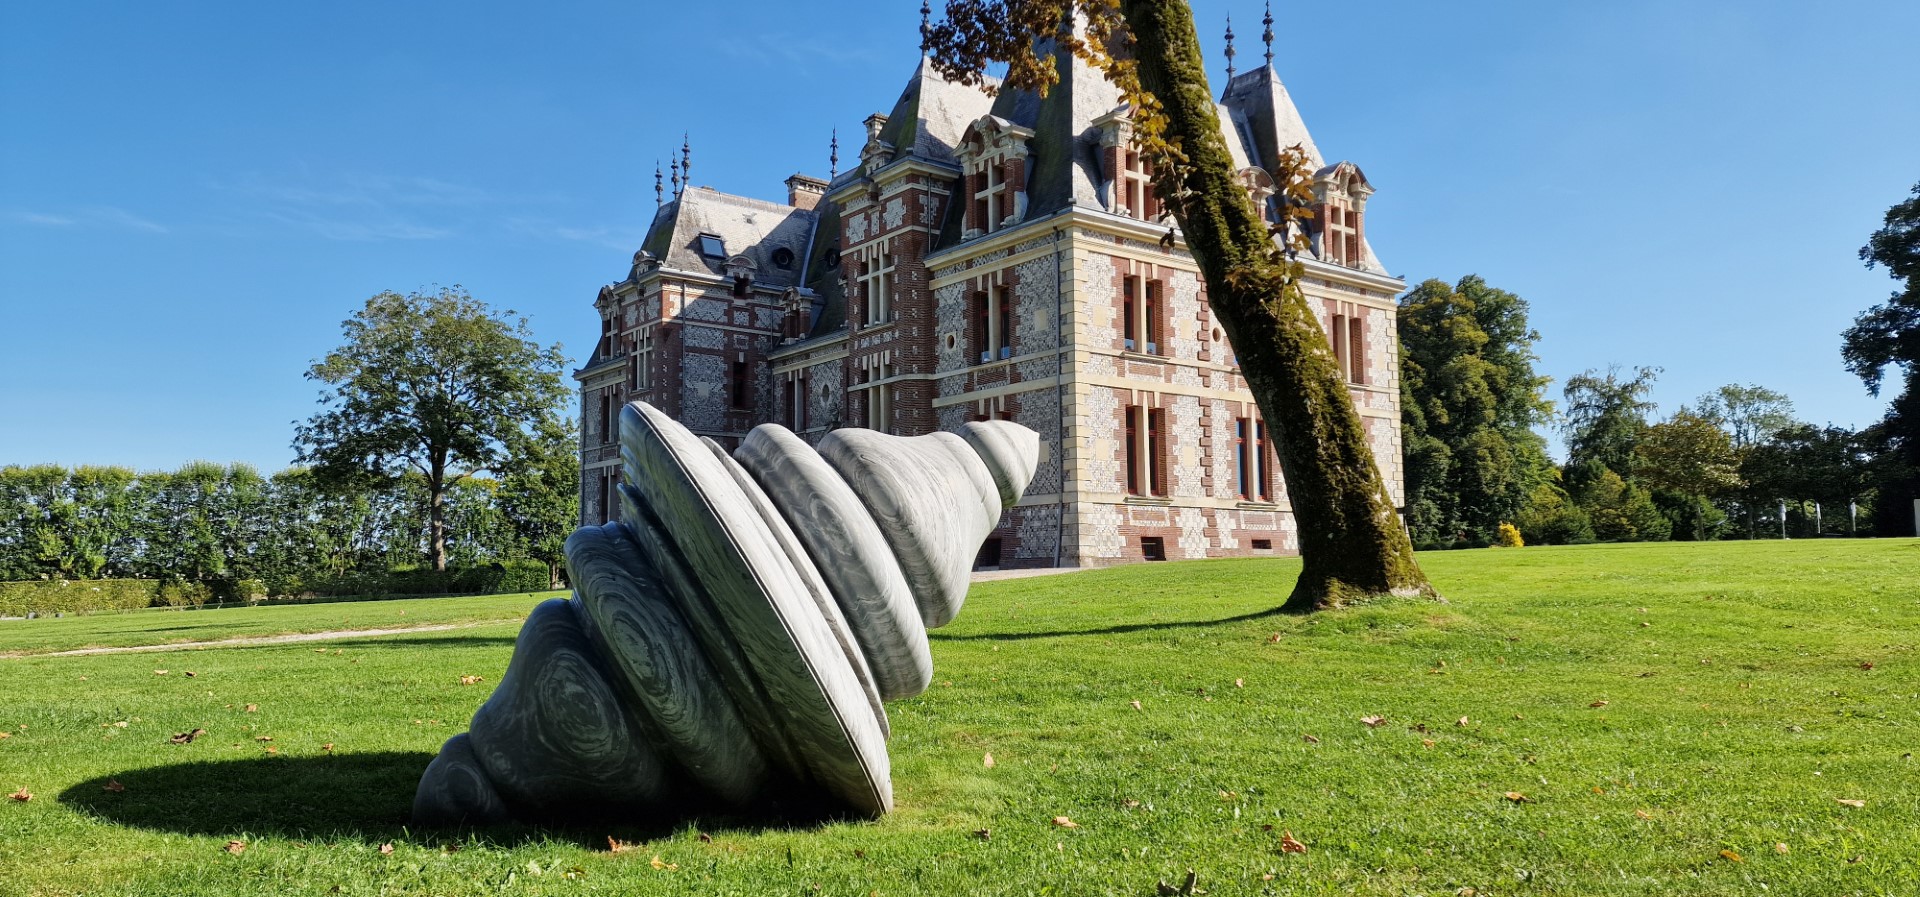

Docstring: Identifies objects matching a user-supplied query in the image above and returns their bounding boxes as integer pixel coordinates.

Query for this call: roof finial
[670,154,681,198]
[680,133,691,190]
[830,128,840,179]
[1224,14,1237,81]
[919,0,931,51]
[1262,1,1274,66]
[654,160,664,206]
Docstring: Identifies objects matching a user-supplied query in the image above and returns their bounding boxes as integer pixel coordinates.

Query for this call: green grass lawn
[2,540,1917,896]
[0,591,563,656]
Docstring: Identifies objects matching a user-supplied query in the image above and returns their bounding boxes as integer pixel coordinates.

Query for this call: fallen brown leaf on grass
[1719,848,1743,863]
[973,828,991,840]
[224,840,246,855]
[1860,661,1874,671]
[185,671,196,678]
[170,728,207,744]
[264,746,279,755]
[1589,700,1610,708]
[459,675,484,686]
[1836,798,1866,808]
[379,842,395,855]
[321,743,334,753]
[607,837,636,854]
[1267,633,1281,643]
[982,752,995,768]
[1503,792,1530,803]
[1422,739,1436,749]
[648,855,678,871]
[1278,831,1308,854]
[1456,716,1469,727]
[1129,700,1143,711]
[1051,816,1079,829]
[1634,809,1654,820]
[255,736,274,742]
[9,788,29,802]
[1302,734,1320,744]
[1360,715,1387,728]
[0,732,10,739]
[102,779,125,793]
[697,832,713,843]
[154,670,168,676]
[1234,678,1244,688]
[1775,843,1790,854]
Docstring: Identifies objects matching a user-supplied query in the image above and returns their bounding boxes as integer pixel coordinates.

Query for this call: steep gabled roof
[1220,65,1323,172]
[638,187,816,290]
[876,56,1001,168]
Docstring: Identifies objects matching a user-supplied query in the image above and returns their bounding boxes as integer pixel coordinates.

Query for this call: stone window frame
[955,116,1034,240]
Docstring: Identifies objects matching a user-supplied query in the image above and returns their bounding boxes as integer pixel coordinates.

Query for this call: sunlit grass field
[2,539,1916,896]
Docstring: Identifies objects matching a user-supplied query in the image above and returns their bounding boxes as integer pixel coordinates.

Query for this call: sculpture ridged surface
[413,401,1039,825]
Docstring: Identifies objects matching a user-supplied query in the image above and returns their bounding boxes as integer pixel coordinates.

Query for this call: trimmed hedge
[302,560,552,599]
[0,560,552,616]
[0,579,158,617]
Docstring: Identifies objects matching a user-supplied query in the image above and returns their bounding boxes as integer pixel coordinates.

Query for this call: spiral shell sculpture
[412,401,1039,825]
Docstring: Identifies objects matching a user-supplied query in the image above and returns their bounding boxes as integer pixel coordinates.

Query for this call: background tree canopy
[294,287,569,572]
[1396,275,1554,549]
[1843,182,1920,535]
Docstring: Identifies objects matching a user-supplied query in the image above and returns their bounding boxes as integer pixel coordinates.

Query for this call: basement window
[1140,536,1166,561]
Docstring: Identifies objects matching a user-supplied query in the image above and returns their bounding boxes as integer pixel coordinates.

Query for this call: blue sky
[3,0,1916,472]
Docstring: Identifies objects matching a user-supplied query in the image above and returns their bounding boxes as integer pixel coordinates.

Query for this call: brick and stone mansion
[576,33,1406,569]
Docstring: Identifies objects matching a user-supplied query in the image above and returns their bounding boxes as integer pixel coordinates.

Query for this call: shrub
[156,581,214,608]
[1495,522,1525,547]
[0,579,159,616]
[1517,485,1596,545]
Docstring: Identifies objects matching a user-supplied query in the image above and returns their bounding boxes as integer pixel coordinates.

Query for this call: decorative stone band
[413,402,1039,826]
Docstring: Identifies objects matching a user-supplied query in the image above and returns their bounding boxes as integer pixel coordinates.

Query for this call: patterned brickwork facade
[575,52,1407,569]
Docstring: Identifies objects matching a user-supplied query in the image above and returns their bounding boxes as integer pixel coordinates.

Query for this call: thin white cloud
[6,206,166,233]
[208,169,565,242]
[501,217,644,251]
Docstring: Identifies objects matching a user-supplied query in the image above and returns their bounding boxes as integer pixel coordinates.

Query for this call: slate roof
[639,187,817,290]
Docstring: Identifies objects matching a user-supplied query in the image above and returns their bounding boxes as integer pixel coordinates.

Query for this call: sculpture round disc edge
[411,402,1041,826]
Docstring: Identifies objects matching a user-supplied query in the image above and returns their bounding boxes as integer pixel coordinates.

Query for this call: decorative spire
[1224,14,1237,81]
[670,155,681,198]
[680,133,691,190]
[830,128,840,179]
[1262,1,1274,66]
[919,0,931,51]
[654,161,664,206]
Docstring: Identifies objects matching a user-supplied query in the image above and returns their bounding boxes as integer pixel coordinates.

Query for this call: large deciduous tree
[1397,276,1554,548]
[925,0,1433,610]
[1561,365,1659,489]
[1843,183,1920,535]
[294,287,568,571]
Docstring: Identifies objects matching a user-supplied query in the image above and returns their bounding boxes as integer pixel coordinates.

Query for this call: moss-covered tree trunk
[1117,0,1434,610]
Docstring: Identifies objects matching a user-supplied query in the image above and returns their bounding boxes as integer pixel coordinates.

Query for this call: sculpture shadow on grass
[59,754,845,848]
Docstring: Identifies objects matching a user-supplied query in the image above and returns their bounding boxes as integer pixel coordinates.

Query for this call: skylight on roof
[697,233,726,258]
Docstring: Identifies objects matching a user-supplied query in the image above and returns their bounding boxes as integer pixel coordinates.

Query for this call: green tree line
[0,454,576,599]
[1399,276,1905,547]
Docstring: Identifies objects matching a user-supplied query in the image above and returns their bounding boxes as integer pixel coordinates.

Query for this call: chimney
[786,173,829,210]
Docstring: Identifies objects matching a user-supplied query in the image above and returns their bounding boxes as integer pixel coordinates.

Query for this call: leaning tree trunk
[1118,0,1434,610]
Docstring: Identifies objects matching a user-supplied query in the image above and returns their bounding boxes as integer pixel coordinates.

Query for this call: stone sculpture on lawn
[413,401,1039,825]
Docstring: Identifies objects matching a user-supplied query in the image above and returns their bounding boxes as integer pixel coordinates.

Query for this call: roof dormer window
[697,233,726,258]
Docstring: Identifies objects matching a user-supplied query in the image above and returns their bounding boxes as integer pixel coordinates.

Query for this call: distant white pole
[1851,500,1858,536]
[1780,500,1788,539]
[1816,502,1823,536]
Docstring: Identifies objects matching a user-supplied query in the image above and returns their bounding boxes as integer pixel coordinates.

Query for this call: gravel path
[8,568,1086,658]
[6,622,497,659]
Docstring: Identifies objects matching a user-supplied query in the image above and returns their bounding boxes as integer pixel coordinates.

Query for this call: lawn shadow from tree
[929,606,1288,642]
[61,753,866,849]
